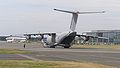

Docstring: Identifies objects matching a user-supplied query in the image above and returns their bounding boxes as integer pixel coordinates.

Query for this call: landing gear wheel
[50,45,55,48]
[64,45,71,48]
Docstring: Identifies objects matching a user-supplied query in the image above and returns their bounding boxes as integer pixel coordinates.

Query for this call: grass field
[72,44,120,49]
[0,49,31,54]
[0,44,118,68]
[0,60,117,68]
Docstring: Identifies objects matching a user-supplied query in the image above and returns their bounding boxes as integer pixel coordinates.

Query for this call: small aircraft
[25,9,105,48]
[6,36,27,43]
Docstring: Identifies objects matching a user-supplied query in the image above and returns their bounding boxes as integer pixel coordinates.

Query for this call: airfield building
[84,30,120,44]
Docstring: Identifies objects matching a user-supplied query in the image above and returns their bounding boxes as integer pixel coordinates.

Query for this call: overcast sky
[0,0,120,35]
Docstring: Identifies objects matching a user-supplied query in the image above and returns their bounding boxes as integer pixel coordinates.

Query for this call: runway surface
[0,42,120,67]
[22,48,120,67]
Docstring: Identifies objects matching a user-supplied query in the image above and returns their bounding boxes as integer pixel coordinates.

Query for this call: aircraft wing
[24,33,56,36]
[24,33,56,39]
[76,34,108,43]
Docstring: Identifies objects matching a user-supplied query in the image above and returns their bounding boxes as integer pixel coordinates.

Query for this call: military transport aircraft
[25,9,105,48]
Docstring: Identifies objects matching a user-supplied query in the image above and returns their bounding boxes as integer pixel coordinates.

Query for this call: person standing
[23,43,26,48]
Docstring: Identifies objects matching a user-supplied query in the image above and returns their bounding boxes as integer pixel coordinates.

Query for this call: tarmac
[0,42,120,67]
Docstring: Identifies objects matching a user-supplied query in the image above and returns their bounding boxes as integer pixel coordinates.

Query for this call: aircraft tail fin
[54,8,105,32]
[70,13,78,31]
[54,9,79,31]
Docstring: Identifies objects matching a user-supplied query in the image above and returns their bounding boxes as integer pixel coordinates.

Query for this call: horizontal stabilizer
[54,9,105,14]
[54,8,105,31]
[78,11,105,14]
[54,9,76,14]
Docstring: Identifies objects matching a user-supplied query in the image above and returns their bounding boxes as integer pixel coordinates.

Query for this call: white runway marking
[17,54,38,61]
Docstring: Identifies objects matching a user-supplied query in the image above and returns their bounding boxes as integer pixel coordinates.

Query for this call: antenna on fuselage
[54,9,105,31]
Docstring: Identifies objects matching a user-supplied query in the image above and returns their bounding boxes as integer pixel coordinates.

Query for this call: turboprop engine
[42,35,53,47]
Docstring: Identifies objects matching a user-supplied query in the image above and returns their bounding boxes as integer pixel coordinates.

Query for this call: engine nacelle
[45,36,52,45]
[42,35,53,47]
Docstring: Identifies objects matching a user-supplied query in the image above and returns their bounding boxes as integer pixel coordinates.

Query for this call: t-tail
[54,9,105,32]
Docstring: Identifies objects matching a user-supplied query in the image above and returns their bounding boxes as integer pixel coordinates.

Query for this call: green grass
[0,60,117,68]
[72,44,120,49]
[0,49,31,54]
[0,60,51,68]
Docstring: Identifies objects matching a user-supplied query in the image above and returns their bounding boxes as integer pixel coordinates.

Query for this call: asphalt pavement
[0,42,120,67]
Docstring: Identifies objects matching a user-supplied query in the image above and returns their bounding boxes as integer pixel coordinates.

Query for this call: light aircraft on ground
[25,9,105,48]
[6,36,27,43]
